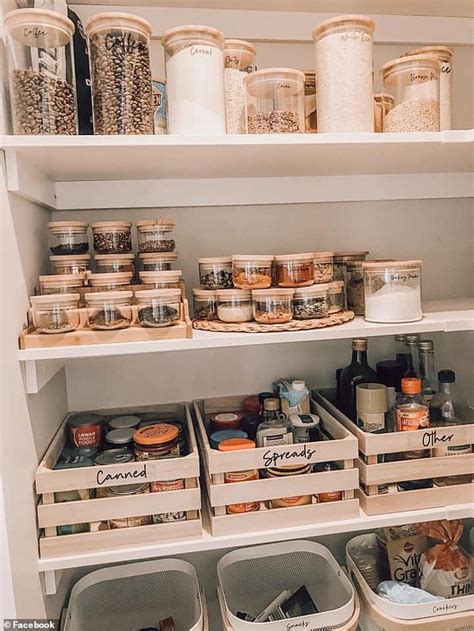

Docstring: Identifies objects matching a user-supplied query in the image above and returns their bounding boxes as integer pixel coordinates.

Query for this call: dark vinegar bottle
[339,338,378,421]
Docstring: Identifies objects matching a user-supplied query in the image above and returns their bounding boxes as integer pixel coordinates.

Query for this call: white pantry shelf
[2,131,473,209]
[19,300,474,394]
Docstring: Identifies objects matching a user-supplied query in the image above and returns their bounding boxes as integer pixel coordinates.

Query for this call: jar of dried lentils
[232,255,273,289]
[274,253,314,287]
[252,288,294,324]
[92,221,133,254]
[293,284,329,319]
[136,220,176,253]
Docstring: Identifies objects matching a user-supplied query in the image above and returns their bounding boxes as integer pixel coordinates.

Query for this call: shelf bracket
[22,359,66,394]
[43,569,63,596]
[4,149,57,209]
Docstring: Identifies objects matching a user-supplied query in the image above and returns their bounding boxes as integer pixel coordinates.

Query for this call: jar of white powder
[381,55,440,133]
[402,46,453,130]
[216,289,253,323]
[363,260,423,323]
[224,39,256,134]
[312,15,375,132]
[162,25,226,135]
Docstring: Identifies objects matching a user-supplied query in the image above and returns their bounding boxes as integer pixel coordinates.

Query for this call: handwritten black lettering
[422,430,454,448]
[263,444,316,468]
[96,464,147,485]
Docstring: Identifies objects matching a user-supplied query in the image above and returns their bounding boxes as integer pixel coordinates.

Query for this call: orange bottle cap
[218,438,256,451]
[133,423,178,445]
[401,377,422,394]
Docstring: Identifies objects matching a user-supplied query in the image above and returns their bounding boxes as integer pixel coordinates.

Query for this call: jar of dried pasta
[252,288,294,324]
[232,255,273,289]
[313,251,334,283]
[274,253,314,288]
[328,281,345,313]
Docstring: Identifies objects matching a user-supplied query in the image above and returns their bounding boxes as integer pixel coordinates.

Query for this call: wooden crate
[193,395,359,536]
[313,391,474,516]
[36,402,202,559]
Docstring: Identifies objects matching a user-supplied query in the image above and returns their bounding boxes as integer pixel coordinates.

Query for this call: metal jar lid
[108,415,141,430]
[94,449,134,465]
[68,413,103,428]
[105,428,135,445]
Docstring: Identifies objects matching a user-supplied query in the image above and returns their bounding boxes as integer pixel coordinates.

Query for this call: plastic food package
[377,580,444,604]
[376,525,428,587]
[418,520,472,599]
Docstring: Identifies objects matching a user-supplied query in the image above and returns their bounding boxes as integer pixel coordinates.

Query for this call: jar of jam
[209,412,243,434]
[218,438,260,515]
[67,413,103,449]
[265,464,312,508]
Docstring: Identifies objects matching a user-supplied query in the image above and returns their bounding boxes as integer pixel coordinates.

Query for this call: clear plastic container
[192,288,218,321]
[381,55,440,132]
[39,273,85,295]
[92,222,132,254]
[89,272,133,292]
[253,288,294,324]
[303,69,317,132]
[30,293,80,334]
[403,46,453,130]
[293,284,329,319]
[136,220,176,253]
[50,254,91,275]
[245,68,305,133]
[85,290,133,330]
[224,39,256,134]
[162,25,226,135]
[86,13,153,135]
[4,8,77,135]
[48,221,89,255]
[232,255,273,289]
[139,252,177,271]
[313,251,334,283]
[374,93,395,132]
[139,270,182,289]
[363,260,423,323]
[198,257,233,289]
[95,254,135,275]
[135,289,181,328]
[313,15,375,132]
[274,253,314,288]
[328,281,345,313]
[216,289,253,323]
[333,251,369,282]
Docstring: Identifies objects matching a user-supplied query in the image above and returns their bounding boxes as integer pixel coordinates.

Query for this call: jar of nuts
[232,255,273,289]
[274,253,314,288]
[86,13,154,135]
[252,288,294,324]
[293,284,329,319]
[92,222,133,254]
[136,220,176,253]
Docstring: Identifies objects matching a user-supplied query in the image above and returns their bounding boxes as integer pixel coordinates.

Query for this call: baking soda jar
[162,25,226,135]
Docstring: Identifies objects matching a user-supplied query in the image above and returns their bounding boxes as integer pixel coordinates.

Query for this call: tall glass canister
[224,39,256,134]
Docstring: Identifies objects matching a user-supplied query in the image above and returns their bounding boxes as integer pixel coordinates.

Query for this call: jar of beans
[139,252,178,271]
[5,9,78,135]
[313,251,334,283]
[293,284,329,319]
[253,288,294,324]
[232,255,273,289]
[95,253,135,275]
[274,253,314,287]
[50,254,91,275]
[199,257,233,289]
[30,293,80,334]
[89,272,133,292]
[136,220,176,253]
[135,289,181,328]
[48,221,89,255]
[216,289,253,323]
[85,290,133,330]
[139,270,182,289]
[39,273,85,295]
[328,281,345,313]
[86,13,153,135]
[92,222,132,254]
[245,68,305,133]
[192,288,218,320]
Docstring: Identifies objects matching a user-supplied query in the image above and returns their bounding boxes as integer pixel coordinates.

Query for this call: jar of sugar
[162,25,226,135]
[312,15,375,132]
[362,260,423,323]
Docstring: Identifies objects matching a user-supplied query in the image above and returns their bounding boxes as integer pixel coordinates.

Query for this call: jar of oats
[86,13,153,134]
[224,39,256,134]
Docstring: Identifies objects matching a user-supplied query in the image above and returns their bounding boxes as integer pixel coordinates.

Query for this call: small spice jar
[92,221,132,254]
[381,55,440,132]
[50,254,91,276]
[363,260,423,323]
[293,284,329,319]
[139,252,178,271]
[199,257,233,289]
[95,253,135,275]
[136,220,176,253]
[253,288,294,324]
[105,428,135,451]
[232,255,273,289]
[192,288,218,321]
[67,413,103,450]
[333,251,369,282]
[135,289,181,328]
[274,253,314,288]
[39,273,85,296]
[328,281,345,313]
[31,293,80,334]
[89,272,133,292]
[303,69,317,132]
[219,438,260,515]
[224,39,256,134]
[345,261,365,315]
[210,412,244,434]
[139,270,182,289]
[374,93,395,133]
[48,221,89,255]
[85,290,133,330]
[245,68,305,133]
[216,289,253,323]
[265,464,312,509]
[313,251,334,284]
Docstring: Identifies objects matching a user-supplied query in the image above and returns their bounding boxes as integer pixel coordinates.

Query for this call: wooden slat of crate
[39,515,203,559]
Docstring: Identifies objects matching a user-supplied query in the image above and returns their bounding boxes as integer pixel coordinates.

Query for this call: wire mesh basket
[217,540,355,630]
[64,559,206,631]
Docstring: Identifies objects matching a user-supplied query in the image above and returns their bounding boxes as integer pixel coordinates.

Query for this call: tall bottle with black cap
[339,338,378,421]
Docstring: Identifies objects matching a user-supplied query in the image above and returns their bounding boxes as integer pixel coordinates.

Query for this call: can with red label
[67,413,103,449]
